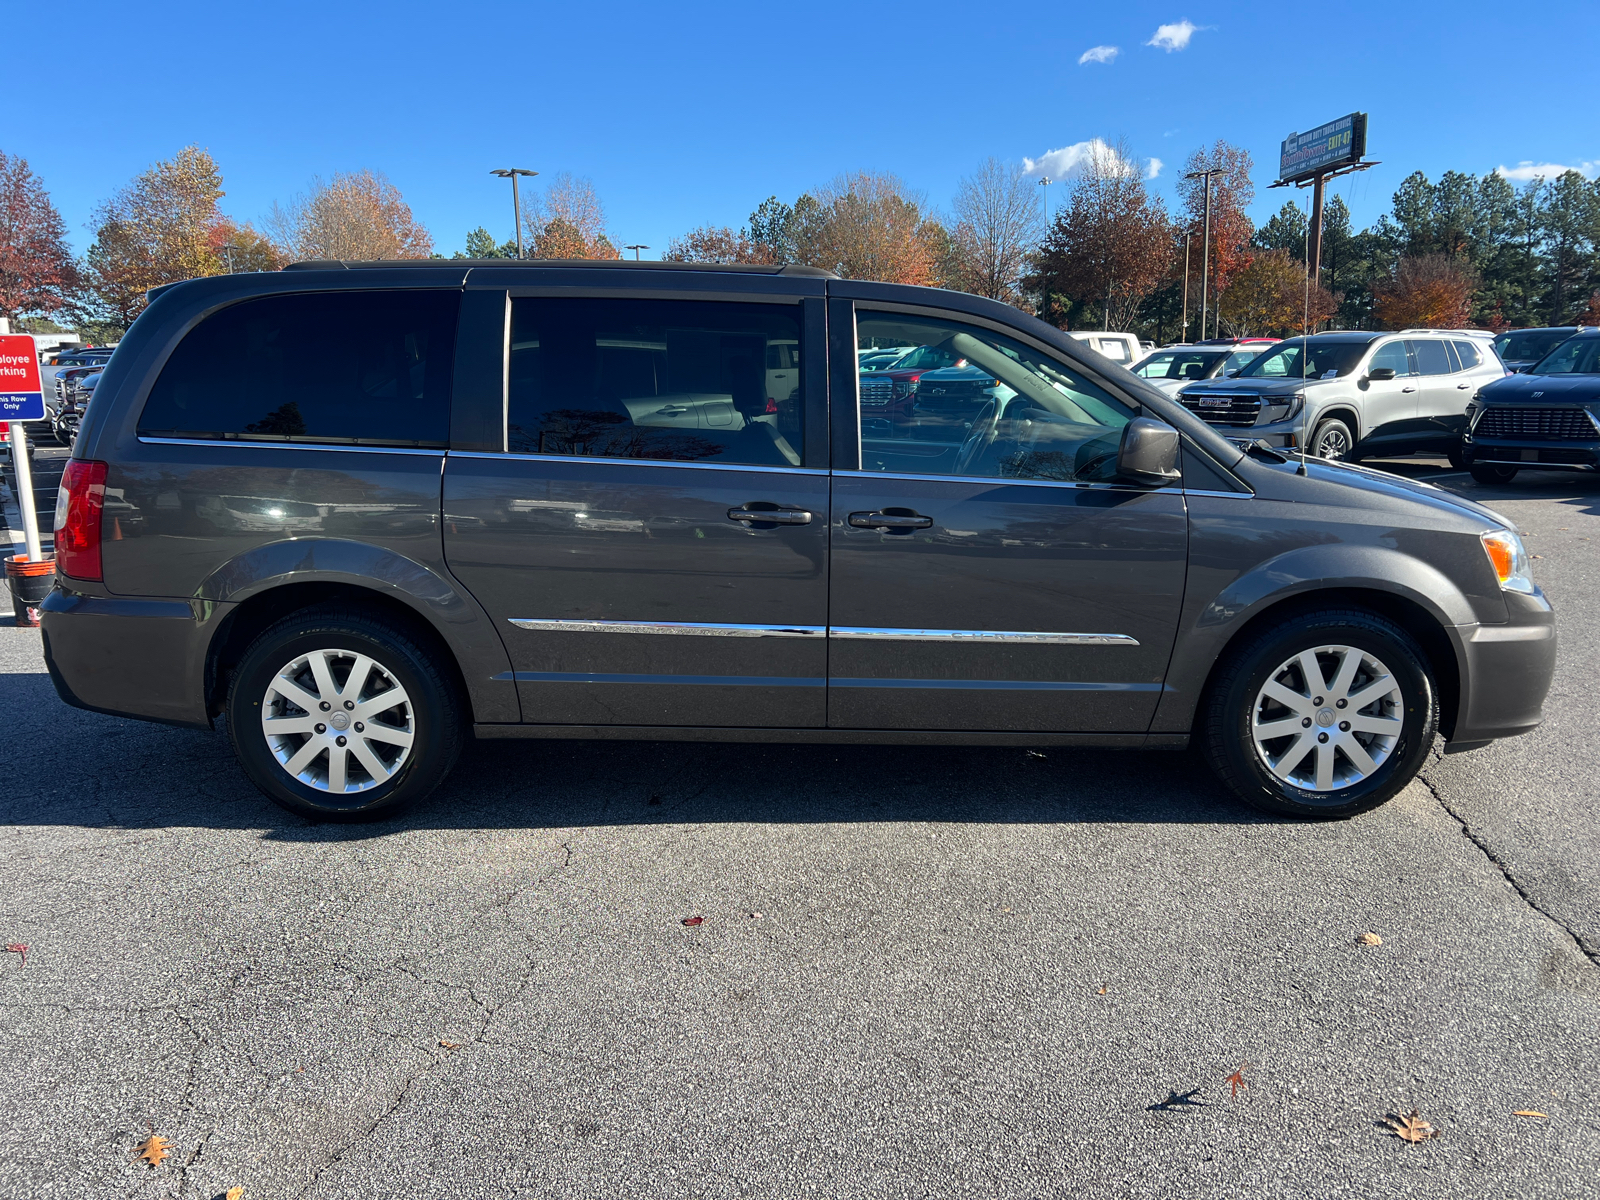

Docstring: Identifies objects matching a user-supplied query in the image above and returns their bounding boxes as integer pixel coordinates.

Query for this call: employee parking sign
[0,334,46,421]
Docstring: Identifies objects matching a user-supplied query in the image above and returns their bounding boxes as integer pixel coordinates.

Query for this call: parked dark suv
[1461,327,1600,483]
[41,261,1556,822]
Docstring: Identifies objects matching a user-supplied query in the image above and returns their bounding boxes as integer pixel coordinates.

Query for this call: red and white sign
[0,334,45,421]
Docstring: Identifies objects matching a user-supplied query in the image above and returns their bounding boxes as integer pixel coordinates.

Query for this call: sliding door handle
[728,504,812,526]
[848,510,933,530]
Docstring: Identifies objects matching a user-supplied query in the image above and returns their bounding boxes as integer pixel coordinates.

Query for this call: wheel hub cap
[1250,644,1404,793]
[260,648,414,794]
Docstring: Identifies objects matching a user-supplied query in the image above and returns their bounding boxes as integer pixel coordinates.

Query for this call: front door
[1355,338,1419,450]
[444,293,829,727]
[828,307,1188,732]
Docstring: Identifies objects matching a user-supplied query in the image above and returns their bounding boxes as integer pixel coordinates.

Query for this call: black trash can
[5,554,55,628]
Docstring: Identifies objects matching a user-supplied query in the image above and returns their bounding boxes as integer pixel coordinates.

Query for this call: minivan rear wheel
[226,606,464,821]
[1202,609,1437,819]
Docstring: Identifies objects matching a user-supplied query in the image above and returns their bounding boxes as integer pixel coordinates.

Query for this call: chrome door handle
[848,510,934,530]
[1457,383,1472,389]
[727,505,812,525]
[1401,386,1417,393]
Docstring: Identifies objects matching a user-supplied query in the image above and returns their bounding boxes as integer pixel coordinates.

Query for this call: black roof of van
[284,259,836,278]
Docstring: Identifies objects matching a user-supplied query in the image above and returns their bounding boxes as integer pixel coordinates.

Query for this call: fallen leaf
[1382,1108,1438,1144]
[749,912,762,920]
[1096,984,1108,995]
[681,916,703,927]
[1532,554,1543,559]
[439,1040,460,1050]
[226,1188,244,1200]
[1224,1063,1248,1097]
[1355,932,1383,946]
[4,943,26,966]
[1512,1110,1548,1118]
[133,1133,172,1166]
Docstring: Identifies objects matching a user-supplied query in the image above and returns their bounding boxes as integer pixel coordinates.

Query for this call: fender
[1152,542,1478,735]
[198,538,520,723]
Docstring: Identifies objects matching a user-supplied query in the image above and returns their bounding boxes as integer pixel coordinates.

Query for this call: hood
[1262,453,1511,529]
[1478,372,1600,404]
[1179,375,1331,399]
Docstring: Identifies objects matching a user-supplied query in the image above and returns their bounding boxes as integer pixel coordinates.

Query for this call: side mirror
[1366,367,1396,381]
[1117,416,1181,486]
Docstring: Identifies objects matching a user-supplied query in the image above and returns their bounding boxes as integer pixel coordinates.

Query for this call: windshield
[1530,335,1600,375]
[1238,338,1368,379]
[1132,350,1227,380]
[1495,329,1573,362]
[891,345,963,371]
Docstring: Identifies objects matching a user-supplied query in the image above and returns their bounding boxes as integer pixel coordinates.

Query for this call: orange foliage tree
[1177,140,1255,334]
[1218,249,1338,337]
[1373,254,1478,328]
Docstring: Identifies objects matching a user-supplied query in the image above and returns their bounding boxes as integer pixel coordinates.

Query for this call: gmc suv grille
[860,376,894,407]
[1179,394,1262,427]
[1475,406,1597,440]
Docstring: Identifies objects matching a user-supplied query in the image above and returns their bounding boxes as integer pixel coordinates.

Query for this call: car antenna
[1297,197,1311,476]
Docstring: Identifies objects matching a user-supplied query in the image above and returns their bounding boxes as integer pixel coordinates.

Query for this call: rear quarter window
[138,290,460,447]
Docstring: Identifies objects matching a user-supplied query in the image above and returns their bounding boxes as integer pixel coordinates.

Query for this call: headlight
[1260,392,1305,421]
[894,379,919,398]
[1481,529,1534,594]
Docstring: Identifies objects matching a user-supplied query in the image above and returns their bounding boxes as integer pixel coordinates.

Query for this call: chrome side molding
[509,618,825,638]
[510,619,1136,646]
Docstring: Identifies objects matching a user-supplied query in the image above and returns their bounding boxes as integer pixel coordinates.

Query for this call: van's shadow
[1,668,1286,838]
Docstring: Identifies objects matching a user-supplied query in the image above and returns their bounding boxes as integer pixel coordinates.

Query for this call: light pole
[1184,168,1224,339]
[625,244,649,261]
[1038,175,1052,228]
[490,168,538,258]
[1180,233,1190,341]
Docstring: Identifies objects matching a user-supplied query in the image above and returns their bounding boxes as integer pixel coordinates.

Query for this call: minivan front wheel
[1203,609,1437,818]
[226,607,464,820]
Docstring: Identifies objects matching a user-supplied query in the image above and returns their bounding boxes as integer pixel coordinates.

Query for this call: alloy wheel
[1250,644,1403,792]
[1315,425,1351,460]
[260,648,414,794]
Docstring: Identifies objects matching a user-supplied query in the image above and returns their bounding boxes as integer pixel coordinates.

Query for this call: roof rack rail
[282,258,837,278]
[1396,327,1495,336]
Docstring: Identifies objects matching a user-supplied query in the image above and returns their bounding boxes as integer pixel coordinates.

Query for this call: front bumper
[1447,586,1556,745]
[1461,436,1599,472]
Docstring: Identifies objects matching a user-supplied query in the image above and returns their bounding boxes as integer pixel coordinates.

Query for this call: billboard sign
[0,334,45,422]
[1278,113,1367,185]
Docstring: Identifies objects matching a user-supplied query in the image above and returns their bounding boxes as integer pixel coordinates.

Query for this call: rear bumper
[1448,588,1557,745]
[39,588,219,729]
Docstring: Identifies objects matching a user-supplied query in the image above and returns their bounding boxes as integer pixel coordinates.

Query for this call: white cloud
[1496,160,1599,181]
[1147,19,1203,51]
[1023,139,1144,181]
[1078,44,1119,64]
[1146,157,1164,179]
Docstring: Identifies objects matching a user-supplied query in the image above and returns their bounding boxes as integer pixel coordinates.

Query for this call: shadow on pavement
[0,665,1284,836]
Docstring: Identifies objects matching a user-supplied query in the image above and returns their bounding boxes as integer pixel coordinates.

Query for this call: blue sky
[13,1,1599,258]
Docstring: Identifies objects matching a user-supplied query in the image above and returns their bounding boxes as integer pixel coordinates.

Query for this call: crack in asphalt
[1421,767,1599,968]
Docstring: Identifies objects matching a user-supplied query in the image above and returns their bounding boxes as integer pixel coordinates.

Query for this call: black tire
[1470,463,1519,485]
[1310,417,1355,461]
[226,605,464,821]
[1202,609,1438,819]
[1446,445,1466,470]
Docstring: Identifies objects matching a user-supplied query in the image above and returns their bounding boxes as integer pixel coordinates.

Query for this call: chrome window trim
[834,468,1180,495]
[137,436,446,457]
[830,626,1138,646]
[456,450,826,477]
[1182,488,1254,499]
[509,618,825,638]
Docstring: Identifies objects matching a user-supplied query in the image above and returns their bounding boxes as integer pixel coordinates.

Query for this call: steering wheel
[953,399,1001,475]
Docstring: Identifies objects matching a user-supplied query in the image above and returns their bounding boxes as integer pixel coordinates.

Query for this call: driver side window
[1368,340,1412,376]
[855,311,1135,483]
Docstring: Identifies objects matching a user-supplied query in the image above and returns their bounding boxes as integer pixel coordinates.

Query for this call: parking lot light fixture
[626,244,649,261]
[490,169,538,258]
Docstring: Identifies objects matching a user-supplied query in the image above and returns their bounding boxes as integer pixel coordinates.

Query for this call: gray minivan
[42,262,1556,822]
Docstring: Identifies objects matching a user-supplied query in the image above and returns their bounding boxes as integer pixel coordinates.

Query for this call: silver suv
[1175,331,1506,462]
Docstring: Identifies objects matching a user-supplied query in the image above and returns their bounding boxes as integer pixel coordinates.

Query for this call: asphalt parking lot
[1,450,1596,1199]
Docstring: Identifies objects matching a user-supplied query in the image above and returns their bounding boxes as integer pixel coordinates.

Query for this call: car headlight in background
[1260,392,1305,422]
[1481,529,1535,593]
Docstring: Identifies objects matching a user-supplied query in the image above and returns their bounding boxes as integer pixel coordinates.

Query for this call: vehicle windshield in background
[891,345,963,371]
[1530,335,1600,375]
[1495,329,1574,363]
[1238,339,1367,379]
[1134,350,1228,380]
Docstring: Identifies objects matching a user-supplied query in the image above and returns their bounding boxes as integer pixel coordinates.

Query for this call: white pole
[7,421,43,561]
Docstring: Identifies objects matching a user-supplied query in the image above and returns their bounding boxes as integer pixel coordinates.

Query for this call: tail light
[764,398,779,414]
[54,459,108,581]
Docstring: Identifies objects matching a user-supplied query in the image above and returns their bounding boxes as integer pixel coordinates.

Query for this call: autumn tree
[1218,249,1337,337]
[523,174,619,259]
[268,170,433,261]
[664,225,777,264]
[1027,141,1174,330]
[1373,254,1478,328]
[84,145,226,328]
[209,219,282,273]
[949,157,1041,303]
[0,151,81,323]
[798,171,945,284]
[1177,139,1255,334]
[454,226,517,259]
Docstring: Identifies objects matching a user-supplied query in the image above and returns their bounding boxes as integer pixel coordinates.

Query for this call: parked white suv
[1068,331,1142,364]
[1172,330,1507,462]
